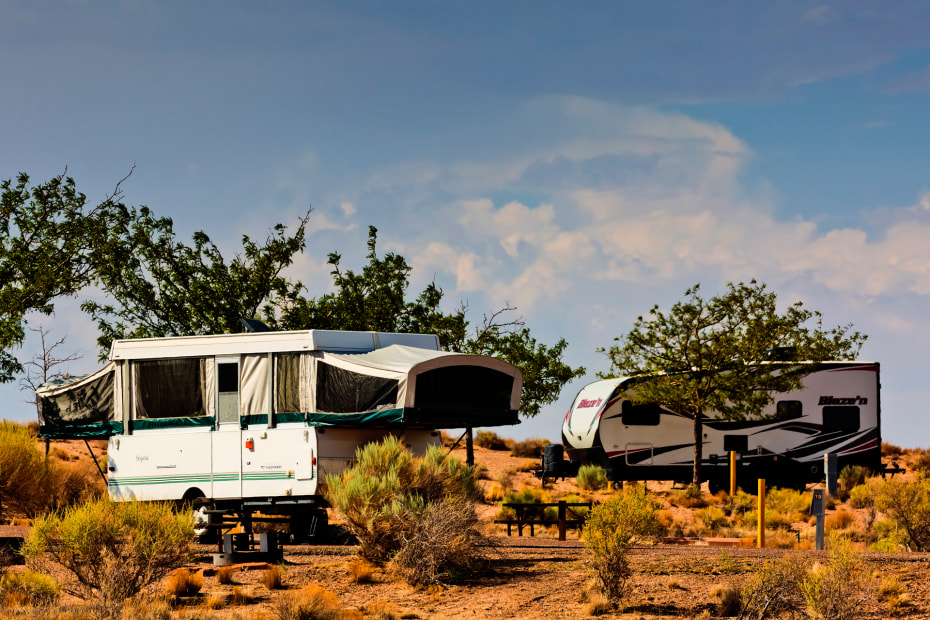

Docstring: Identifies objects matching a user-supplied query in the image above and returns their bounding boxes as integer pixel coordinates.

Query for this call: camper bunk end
[557,361,880,492]
[36,329,522,540]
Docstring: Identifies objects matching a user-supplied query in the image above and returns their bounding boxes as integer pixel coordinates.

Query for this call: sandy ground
[4,439,930,618]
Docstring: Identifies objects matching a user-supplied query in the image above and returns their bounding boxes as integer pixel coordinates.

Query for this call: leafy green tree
[83,206,310,356]
[599,281,866,486]
[0,171,125,382]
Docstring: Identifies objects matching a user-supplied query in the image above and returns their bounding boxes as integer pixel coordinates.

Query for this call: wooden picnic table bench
[494,501,593,541]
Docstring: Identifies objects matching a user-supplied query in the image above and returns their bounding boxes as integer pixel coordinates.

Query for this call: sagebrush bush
[881,442,904,459]
[0,569,60,607]
[510,437,549,458]
[576,464,608,491]
[497,487,553,523]
[912,449,930,473]
[873,473,930,551]
[324,436,485,571]
[741,554,808,618]
[474,430,510,451]
[22,497,194,617]
[670,484,706,508]
[838,465,872,500]
[388,498,484,585]
[582,484,661,606]
[799,534,869,620]
[695,505,728,532]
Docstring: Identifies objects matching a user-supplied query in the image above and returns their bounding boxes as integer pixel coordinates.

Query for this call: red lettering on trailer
[577,398,603,409]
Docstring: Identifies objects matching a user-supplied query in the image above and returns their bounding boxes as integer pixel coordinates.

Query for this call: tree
[599,281,866,486]
[0,171,126,382]
[83,206,310,356]
[18,324,81,403]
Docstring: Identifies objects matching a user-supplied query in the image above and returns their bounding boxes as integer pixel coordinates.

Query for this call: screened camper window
[621,402,662,426]
[822,406,860,432]
[275,353,301,413]
[39,370,115,427]
[415,366,513,410]
[776,400,803,420]
[316,362,399,413]
[133,359,206,419]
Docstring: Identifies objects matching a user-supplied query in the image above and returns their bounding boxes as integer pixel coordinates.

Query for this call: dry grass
[229,586,254,606]
[825,509,856,531]
[362,599,400,620]
[273,584,343,620]
[585,592,614,616]
[711,584,742,616]
[261,565,286,590]
[201,593,227,610]
[165,569,203,598]
[216,566,237,585]
[348,559,377,584]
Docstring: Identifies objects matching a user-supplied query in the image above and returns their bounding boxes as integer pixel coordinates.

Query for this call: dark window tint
[414,366,513,411]
[134,359,206,419]
[218,363,238,393]
[316,362,399,413]
[621,401,662,426]
[823,406,860,431]
[776,400,803,420]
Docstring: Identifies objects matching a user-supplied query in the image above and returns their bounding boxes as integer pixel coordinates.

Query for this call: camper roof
[108,329,440,361]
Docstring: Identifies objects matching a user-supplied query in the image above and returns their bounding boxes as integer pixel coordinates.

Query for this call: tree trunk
[465,426,474,466]
[692,413,703,487]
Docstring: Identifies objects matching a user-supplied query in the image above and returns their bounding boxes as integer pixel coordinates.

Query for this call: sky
[3,1,930,448]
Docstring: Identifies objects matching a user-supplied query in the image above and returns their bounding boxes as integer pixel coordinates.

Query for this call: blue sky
[3,1,930,447]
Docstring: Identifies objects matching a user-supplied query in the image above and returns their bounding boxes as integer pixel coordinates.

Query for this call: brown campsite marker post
[757,478,766,548]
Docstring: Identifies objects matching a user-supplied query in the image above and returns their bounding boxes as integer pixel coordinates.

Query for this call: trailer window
[822,406,860,432]
[776,400,803,420]
[316,362,399,413]
[133,359,207,419]
[274,353,301,413]
[621,401,661,426]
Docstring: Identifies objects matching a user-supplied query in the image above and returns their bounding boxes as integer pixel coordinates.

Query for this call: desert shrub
[740,554,808,619]
[729,489,756,515]
[389,498,484,585]
[324,436,483,567]
[348,559,377,584]
[0,421,60,519]
[586,592,613,616]
[474,430,510,451]
[837,465,872,500]
[273,584,343,620]
[22,497,194,617]
[229,586,254,606]
[582,484,661,606]
[711,584,742,617]
[496,472,514,494]
[695,505,728,532]
[216,566,237,585]
[510,437,549,458]
[799,534,870,620]
[912,449,930,473]
[766,487,808,521]
[119,595,174,620]
[0,569,60,607]
[825,509,856,532]
[670,484,706,508]
[165,569,203,598]
[363,599,400,620]
[261,564,286,590]
[873,474,930,551]
[497,487,555,523]
[881,442,904,459]
[576,464,608,491]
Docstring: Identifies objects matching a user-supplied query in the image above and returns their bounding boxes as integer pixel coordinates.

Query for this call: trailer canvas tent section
[36,329,522,533]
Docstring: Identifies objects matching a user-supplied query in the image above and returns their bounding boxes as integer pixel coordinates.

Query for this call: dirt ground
[7,439,930,618]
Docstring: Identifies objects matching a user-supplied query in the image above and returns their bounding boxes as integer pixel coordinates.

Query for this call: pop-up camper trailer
[558,362,880,491]
[37,329,522,538]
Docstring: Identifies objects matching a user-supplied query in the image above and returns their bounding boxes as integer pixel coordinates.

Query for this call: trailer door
[212,355,242,499]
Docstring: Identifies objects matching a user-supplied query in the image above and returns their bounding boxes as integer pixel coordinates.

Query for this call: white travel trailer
[559,362,880,491]
[37,329,522,537]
